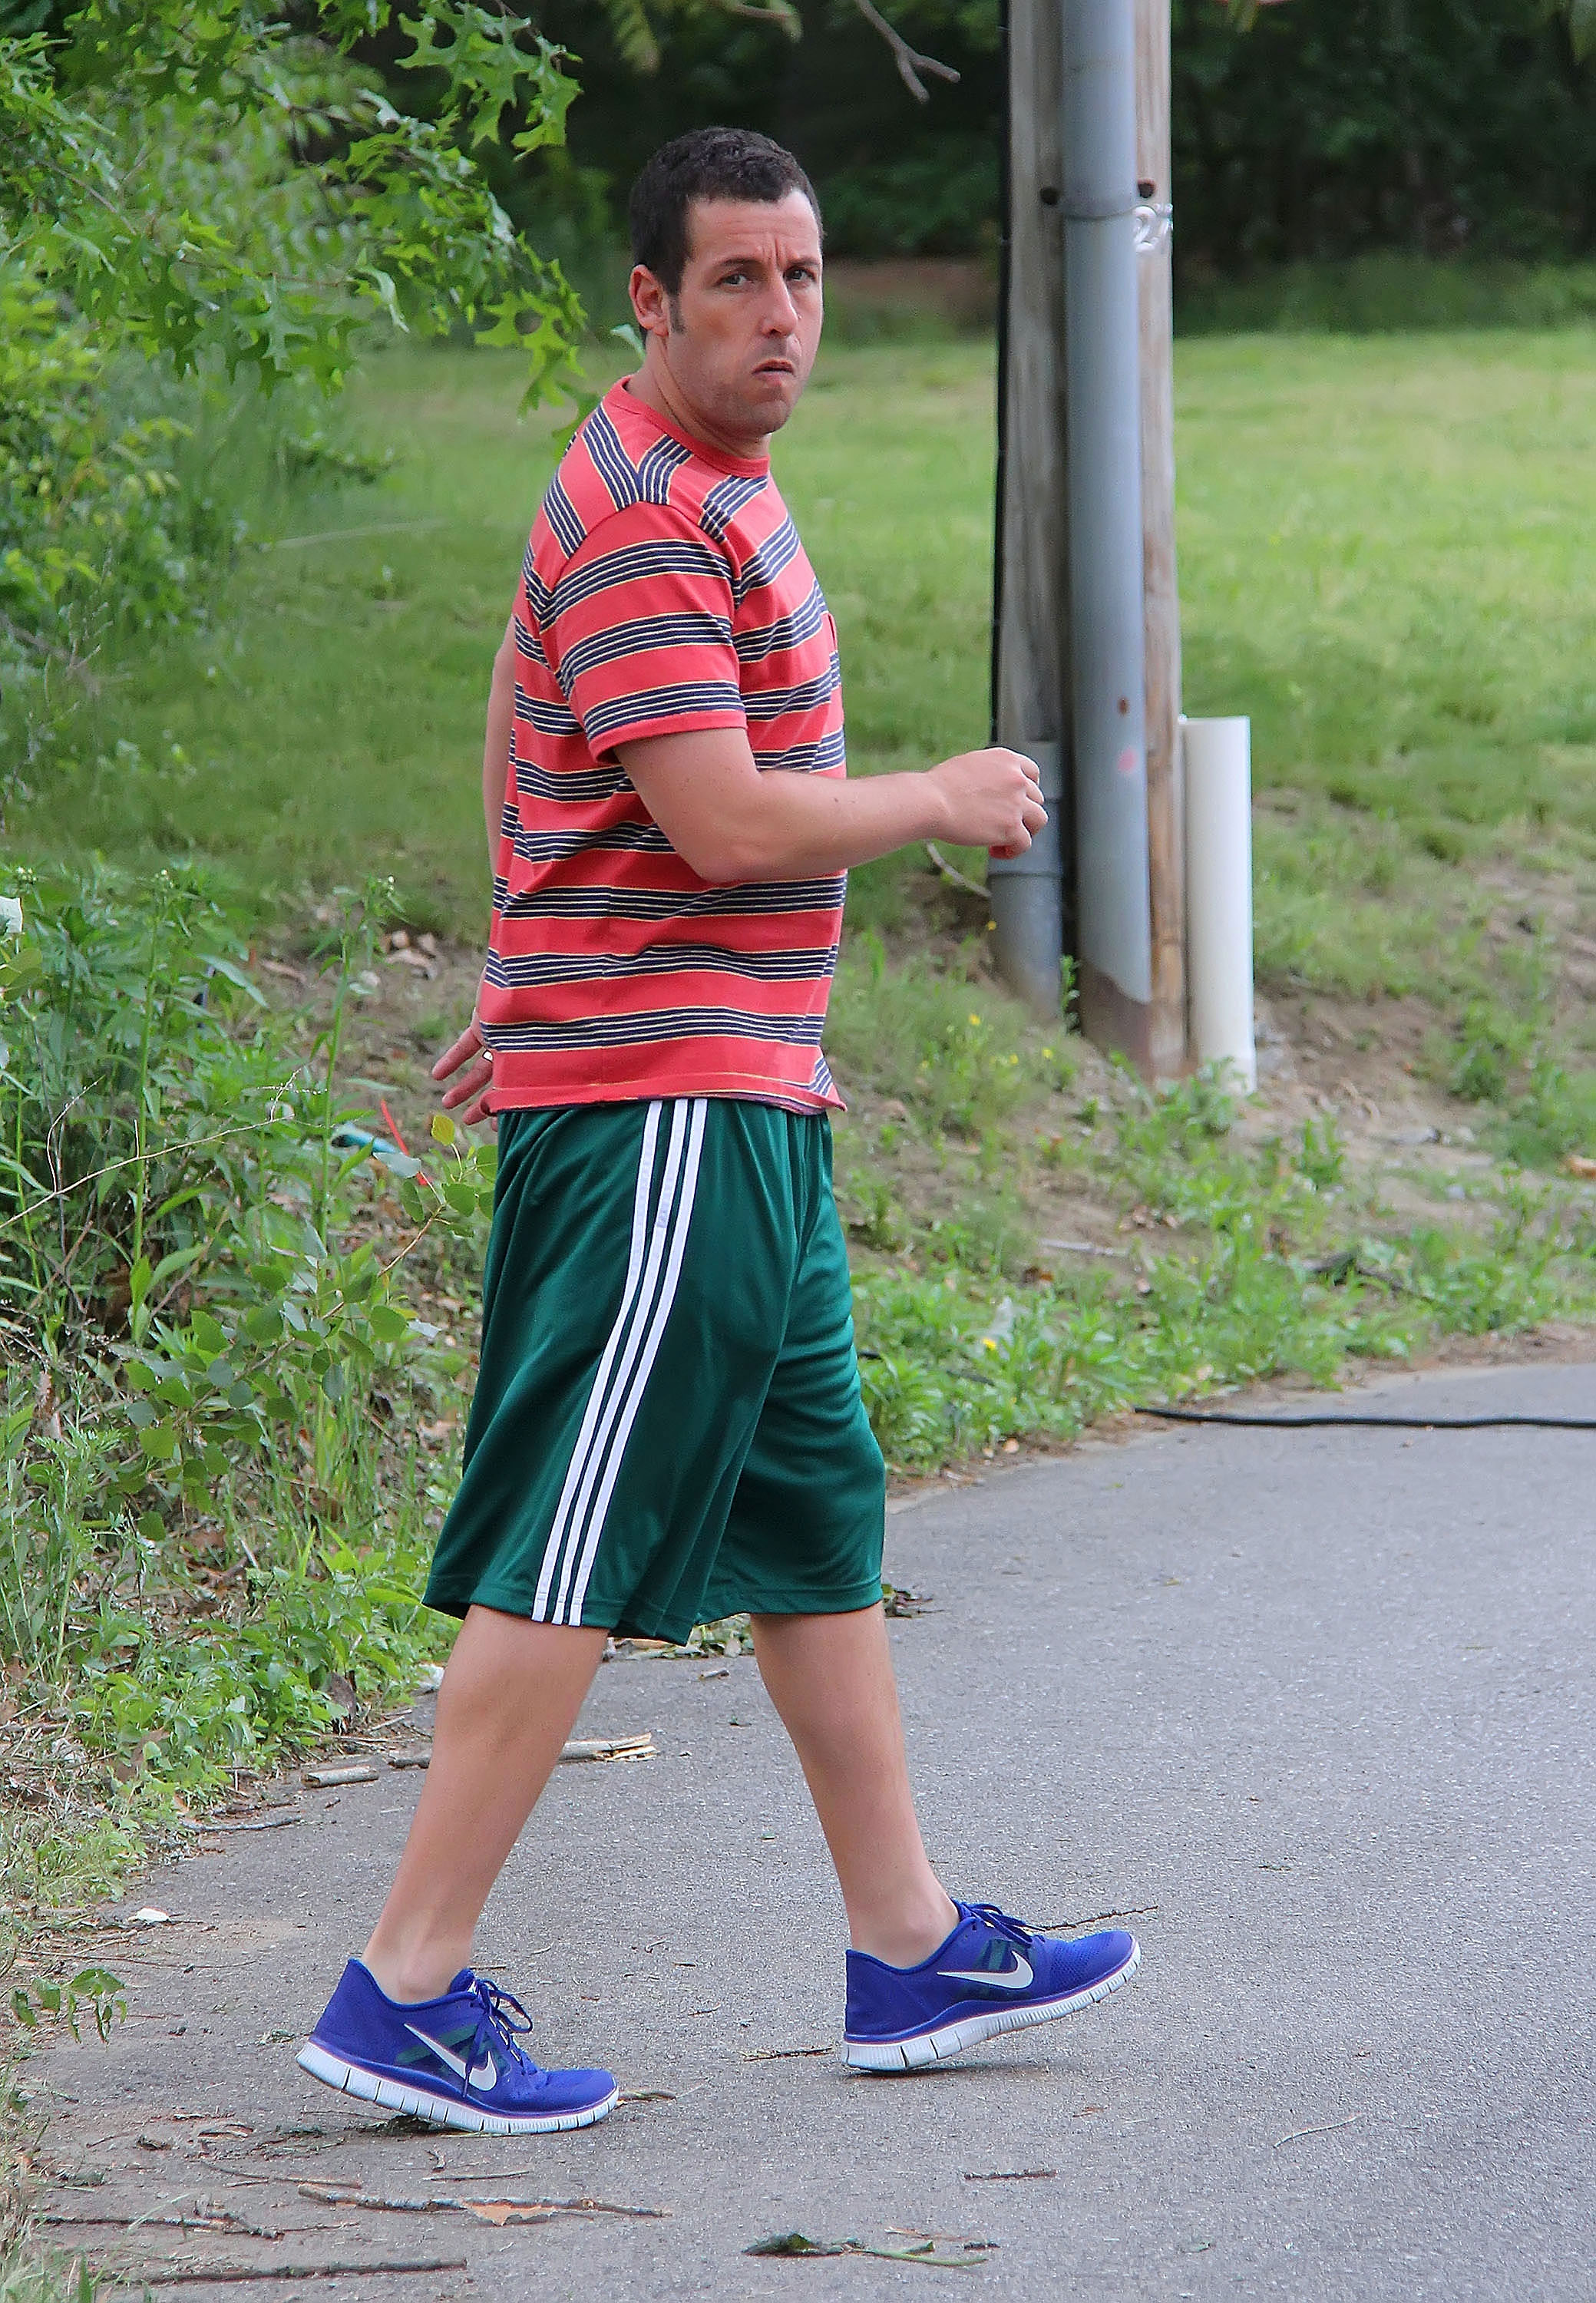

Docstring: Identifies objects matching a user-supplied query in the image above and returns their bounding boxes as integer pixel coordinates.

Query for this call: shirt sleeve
[544,501,746,761]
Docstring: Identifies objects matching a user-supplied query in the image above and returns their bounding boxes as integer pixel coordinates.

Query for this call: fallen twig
[1274,2113,1363,2148]
[962,2169,1056,2183]
[300,2183,666,2222]
[741,2044,830,2061]
[128,2260,468,2285]
[211,1812,301,1832]
[302,1765,378,1788]
[45,2209,283,2239]
[1036,1906,1158,1930]
[425,2166,672,2193]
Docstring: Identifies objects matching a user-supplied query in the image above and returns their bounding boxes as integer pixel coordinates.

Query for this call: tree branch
[846,0,959,103]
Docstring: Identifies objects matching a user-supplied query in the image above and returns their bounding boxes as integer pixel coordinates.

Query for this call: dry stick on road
[299,2183,668,2222]
[130,2265,468,2287]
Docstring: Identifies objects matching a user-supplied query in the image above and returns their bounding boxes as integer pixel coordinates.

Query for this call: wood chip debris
[558,1733,655,1763]
[379,1732,656,1770]
[745,2230,994,2268]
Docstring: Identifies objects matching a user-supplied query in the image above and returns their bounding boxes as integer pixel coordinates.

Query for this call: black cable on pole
[988,0,1012,748]
[1135,1406,1596,1432]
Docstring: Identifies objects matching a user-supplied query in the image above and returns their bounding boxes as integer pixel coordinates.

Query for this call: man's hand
[924,748,1047,860]
[432,1000,495,1126]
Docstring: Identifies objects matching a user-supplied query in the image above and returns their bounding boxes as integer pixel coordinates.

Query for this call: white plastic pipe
[1182,715,1256,1092]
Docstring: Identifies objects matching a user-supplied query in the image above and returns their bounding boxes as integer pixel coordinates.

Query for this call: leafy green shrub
[0,864,491,1799]
[827,935,1050,1135]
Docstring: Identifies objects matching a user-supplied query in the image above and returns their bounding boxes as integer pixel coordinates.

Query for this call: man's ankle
[361,1940,468,2005]
[849,1889,959,1970]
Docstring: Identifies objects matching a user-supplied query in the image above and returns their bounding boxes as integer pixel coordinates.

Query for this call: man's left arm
[482,617,516,872]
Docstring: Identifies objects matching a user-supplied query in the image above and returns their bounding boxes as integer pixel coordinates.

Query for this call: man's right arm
[615,727,1046,884]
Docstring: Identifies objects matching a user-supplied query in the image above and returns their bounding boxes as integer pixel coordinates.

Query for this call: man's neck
[625,346,768,464]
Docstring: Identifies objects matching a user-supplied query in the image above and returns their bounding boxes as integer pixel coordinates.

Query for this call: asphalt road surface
[31,1360,1594,2298]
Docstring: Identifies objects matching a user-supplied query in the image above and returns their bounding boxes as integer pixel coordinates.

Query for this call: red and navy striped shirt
[480,378,845,1115]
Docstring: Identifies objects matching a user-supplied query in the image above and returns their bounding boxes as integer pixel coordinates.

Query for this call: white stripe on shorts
[562,1098,708,1625]
[530,1099,663,1621]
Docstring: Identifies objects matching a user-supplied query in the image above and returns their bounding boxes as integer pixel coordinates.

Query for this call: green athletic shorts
[425,1096,886,1641]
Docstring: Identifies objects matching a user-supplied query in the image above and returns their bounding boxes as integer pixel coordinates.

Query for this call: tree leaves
[0,2,588,405]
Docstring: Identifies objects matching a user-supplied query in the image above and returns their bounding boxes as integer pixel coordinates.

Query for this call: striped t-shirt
[479,378,846,1115]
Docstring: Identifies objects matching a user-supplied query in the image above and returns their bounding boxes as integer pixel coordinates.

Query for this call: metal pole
[1135,0,1187,1077]
[1060,0,1155,1068]
[990,0,1070,1019]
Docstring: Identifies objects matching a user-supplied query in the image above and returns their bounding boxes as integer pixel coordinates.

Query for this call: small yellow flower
[982,1337,998,1352]
[968,1012,981,1026]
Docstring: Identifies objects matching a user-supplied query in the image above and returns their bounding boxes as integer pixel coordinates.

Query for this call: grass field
[22,329,1596,1001]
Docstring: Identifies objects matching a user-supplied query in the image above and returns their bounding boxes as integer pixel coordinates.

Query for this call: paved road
[32,1361,1595,2298]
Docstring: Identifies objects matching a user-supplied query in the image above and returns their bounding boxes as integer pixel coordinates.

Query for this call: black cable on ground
[1135,1406,1596,1432]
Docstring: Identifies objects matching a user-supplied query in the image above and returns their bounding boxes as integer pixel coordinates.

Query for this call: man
[298,127,1138,2136]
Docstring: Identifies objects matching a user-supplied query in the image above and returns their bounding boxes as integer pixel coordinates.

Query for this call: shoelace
[468,1974,537,2073]
[962,1902,1037,1949]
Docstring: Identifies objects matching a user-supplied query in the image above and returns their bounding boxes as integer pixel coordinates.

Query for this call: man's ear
[630,264,671,342]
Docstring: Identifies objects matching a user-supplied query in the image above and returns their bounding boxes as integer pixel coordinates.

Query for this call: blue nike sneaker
[297,1961,618,2133]
[843,1902,1140,2070]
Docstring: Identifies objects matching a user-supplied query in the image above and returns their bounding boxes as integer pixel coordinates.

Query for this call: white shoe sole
[842,1938,1141,2072]
[296,2040,618,2133]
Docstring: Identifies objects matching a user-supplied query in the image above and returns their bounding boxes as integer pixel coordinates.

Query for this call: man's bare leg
[361,1607,607,2003]
[750,1604,958,1968]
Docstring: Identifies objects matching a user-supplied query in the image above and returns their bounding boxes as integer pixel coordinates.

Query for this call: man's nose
[761,278,800,335]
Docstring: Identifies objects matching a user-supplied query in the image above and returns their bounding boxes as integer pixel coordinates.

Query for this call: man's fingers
[440,1056,494,1112]
[432,1020,484,1082]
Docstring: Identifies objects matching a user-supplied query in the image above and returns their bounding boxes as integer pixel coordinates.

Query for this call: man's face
[632,190,824,447]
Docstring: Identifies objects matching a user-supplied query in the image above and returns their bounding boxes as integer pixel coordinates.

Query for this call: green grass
[1178,329,1596,854]
[1176,255,1596,339]
[18,329,1596,978]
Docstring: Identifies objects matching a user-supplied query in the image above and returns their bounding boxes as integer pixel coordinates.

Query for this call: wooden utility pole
[988,0,1069,1016]
[990,0,1185,1072]
[1135,0,1186,1076]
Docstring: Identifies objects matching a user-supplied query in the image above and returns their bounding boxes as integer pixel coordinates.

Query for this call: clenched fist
[926,748,1048,860]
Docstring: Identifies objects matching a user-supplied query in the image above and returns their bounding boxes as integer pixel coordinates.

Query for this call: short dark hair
[628,128,821,298]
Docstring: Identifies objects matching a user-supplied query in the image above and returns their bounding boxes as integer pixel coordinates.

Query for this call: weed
[10,1971,125,2046]
[828,947,1049,1138]
[1297,1117,1347,1192]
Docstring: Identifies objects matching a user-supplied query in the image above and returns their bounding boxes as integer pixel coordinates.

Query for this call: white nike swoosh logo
[404,2022,496,2090]
[937,1953,1034,1992]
